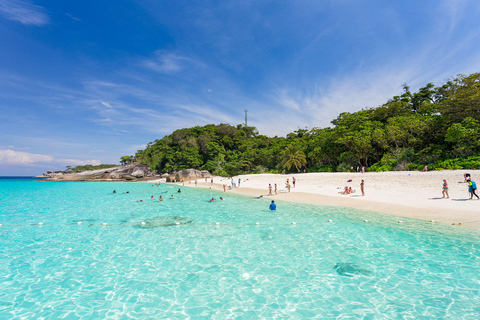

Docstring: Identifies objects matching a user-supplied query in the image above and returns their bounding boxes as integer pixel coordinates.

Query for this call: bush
[213,169,229,177]
[430,156,480,170]
[336,162,352,172]
[316,164,335,172]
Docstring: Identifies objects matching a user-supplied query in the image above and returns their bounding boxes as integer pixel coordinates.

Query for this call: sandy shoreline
[154,170,480,230]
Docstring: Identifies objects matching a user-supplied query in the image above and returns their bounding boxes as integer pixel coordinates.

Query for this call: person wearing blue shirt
[269,200,276,211]
[468,179,479,200]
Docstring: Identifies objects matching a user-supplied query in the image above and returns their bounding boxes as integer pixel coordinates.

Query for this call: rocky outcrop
[166,169,212,182]
[38,163,160,181]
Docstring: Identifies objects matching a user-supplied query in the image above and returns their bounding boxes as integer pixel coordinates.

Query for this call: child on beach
[442,180,449,198]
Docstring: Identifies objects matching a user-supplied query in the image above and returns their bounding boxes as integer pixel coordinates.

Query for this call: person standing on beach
[238,178,241,187]
[360,180,365,196]
[442,180,449,198]
[274,183,277,195]
[223,184,226,192]
[292,177,296,188]
[268,184,272,195]
[467,179,479,200]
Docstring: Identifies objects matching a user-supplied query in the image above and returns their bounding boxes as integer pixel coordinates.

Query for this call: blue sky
[1,0,480,175]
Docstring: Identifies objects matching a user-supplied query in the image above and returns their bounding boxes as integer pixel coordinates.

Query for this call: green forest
[125,72,480,176]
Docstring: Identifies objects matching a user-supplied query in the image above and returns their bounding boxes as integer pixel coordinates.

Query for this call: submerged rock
[134,216,194,228]
[333,263,372,277]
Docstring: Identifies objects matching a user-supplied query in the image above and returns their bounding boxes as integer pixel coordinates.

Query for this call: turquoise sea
[1,177,480,319]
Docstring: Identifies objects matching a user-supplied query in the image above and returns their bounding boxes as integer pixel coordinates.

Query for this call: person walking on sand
[442,179,449,198]
[268,184,272,195]
[360,180,365,196]
[274,183,277,195]
[223,184,226,192]
[467,179,479,200]
[292,177,296,188]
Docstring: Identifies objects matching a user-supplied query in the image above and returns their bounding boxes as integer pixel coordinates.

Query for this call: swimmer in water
[113,190,116,193]
[210,198,215,202]
[220,197,224,200]
[137,200,143,202]
[151,196,154,200]
[177,188,181,193]
[269,200,276,211]
[170,195,174,199]
[159,196,163,201]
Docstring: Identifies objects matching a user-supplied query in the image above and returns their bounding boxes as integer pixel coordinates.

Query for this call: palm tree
[282,145,306,172]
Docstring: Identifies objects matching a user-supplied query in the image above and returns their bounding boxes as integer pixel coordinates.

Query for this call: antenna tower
[244,109,248,127]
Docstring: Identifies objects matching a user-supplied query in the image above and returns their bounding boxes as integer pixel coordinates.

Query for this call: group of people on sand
[338,180,365,196]
[441,173,479,200]
[266,177,296,195]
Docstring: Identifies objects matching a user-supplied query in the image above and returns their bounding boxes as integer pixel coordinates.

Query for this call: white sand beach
[168,170,480,230]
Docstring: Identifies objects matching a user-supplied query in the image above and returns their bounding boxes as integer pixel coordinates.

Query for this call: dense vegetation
[125,72,480,176]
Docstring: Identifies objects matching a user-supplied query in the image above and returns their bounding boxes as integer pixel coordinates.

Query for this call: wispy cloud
[0,149,101,167]
[65,12,80,21]
[142,51,187,73]
[101,101,113,109]
[0,0,49,26]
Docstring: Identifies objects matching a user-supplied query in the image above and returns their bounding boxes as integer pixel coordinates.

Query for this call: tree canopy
[125,72,480,175]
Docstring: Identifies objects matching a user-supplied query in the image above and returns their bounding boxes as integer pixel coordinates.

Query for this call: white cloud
[0,149,53,165]
[101,101,113,109]
[58,158,101,166]
[142,51,185,73]
[0,0,49,26]
[65,12,80,21]
[0,149,101,167]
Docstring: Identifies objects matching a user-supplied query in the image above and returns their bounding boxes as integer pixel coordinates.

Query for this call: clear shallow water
[1,178,480,319]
